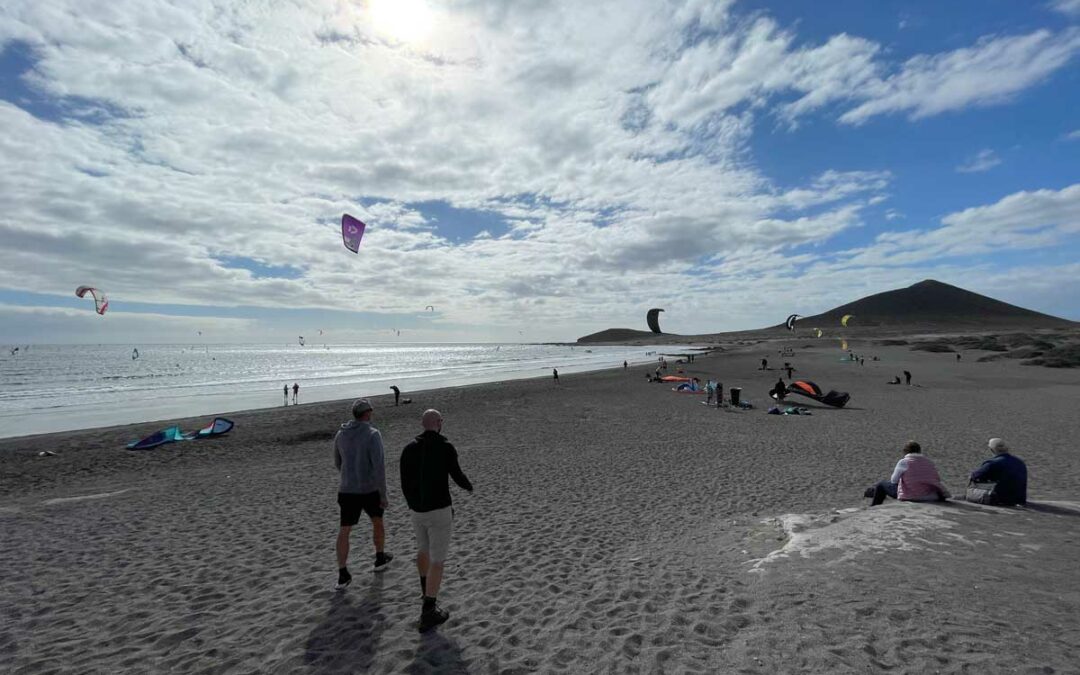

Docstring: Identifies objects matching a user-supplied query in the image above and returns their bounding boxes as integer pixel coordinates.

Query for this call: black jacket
[400,430,473,513]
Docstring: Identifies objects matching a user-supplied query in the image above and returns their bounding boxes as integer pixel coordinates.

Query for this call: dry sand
[2,340,1079,673]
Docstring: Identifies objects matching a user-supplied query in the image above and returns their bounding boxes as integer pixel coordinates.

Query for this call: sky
[0,0,1078,343]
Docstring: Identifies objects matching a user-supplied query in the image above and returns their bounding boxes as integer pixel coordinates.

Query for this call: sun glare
[369,0,435,45]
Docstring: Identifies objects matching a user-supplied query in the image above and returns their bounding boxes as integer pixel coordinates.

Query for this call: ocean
[0,342,688,438]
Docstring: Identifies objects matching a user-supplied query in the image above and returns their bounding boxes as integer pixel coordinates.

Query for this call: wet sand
[2,340,1079,673]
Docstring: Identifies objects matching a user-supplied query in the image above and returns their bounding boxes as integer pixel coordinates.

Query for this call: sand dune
[2,342,1079,672]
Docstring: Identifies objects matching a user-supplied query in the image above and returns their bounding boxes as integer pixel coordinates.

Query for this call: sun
[369,0,435,45]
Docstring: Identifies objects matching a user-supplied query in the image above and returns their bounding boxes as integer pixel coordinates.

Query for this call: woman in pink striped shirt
[865,440,951,506]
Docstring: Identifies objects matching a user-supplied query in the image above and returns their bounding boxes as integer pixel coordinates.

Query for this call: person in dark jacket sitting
[970,438,1027,506]
[400,409,474,631]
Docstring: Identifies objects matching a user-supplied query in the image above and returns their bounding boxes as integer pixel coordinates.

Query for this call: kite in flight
[425,305,434,312]
[841,314,854,327]
[646,308,665,334]
[342,214,366,253]
[785,314,801,331]
[75,286,108,315]
[132,348,140,360]
[298,336,306,346]
[814,328,823,338]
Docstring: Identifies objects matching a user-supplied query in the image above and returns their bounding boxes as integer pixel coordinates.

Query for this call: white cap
[988,438,1008,453]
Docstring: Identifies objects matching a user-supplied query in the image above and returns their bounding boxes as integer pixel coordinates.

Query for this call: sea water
[0,343,689,438]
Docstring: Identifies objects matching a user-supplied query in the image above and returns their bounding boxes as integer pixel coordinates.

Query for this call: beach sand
[2,341,1079,673]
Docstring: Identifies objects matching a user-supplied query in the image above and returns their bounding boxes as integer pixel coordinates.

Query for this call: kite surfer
[391,385,401,407]
[399,409,474,631]
[770,377,787,404]
[292,383,300,404]
[334,399,392,589]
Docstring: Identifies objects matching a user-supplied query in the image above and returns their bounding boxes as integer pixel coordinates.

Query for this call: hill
[577,328,670,344]
[789,279,1076,329]
[577,279,1076,343]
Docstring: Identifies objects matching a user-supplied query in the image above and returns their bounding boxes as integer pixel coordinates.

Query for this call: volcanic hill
[577,279,1076,343]
[790,279,1076,330]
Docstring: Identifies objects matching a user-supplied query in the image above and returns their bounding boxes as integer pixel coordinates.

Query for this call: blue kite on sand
[126,417,235,450]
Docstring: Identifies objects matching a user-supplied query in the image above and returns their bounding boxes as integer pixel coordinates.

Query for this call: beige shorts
[411,506,453,562]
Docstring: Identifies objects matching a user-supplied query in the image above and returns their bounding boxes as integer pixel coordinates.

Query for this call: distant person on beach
[760,358,768,371]
[292,382,299,404]
[860,358,864,366]
[888,375,902,385]
[391,385,401,406]
[553,368,559,384]
[904,370,912,386]
[623,360,628,370]
[283,384,289,406]
[864,440,950,507]
[957,353,962,361]
[333,399,392,589]
[400,409,474,631]
[770,377,787,403]
[784,364,794,379]
[968,438,1027,506]
[705,379,716,406]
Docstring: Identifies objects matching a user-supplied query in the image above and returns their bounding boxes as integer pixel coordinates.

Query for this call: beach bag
[966,481,998,505]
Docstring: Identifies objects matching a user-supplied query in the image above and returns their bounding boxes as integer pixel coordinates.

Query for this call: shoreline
[0,344,696,441]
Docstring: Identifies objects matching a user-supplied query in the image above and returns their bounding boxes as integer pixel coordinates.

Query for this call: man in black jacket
[400,409,474,631]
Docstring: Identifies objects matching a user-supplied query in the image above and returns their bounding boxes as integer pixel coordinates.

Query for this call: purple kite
[342,214,366,253]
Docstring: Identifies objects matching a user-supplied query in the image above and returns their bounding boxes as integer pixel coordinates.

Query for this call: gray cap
[351,399,373,417]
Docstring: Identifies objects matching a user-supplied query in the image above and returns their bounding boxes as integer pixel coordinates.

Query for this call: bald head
[422,409,443,432]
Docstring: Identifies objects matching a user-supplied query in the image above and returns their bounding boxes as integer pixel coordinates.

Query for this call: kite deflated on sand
[342,214,367,253]
[75,286,108,315]
[127,417,235,450]
[786,380,851,408]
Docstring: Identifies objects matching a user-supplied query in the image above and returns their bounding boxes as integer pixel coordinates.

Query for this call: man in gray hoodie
[334,399,392,589]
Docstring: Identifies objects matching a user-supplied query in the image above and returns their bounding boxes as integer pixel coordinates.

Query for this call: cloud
[1065,129,1080,141]
[0,1,1077,342]
[837,183,1080,268]
[956,149,1002,173]
[1050,0,1080,17]
[838,29,1080,124]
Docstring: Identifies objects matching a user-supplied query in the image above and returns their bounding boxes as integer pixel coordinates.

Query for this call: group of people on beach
[333,399,473,632]
[283,383,299,405]
[865,438,1028,508]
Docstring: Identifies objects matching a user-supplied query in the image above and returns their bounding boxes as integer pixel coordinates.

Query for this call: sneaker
[373,552,394,572]
[863,487,875,499]
[419,604,450,632]
[335,568,352,590]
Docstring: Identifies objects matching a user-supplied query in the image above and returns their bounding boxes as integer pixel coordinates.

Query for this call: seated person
[865,441,950,506]
[969,438,1027,506]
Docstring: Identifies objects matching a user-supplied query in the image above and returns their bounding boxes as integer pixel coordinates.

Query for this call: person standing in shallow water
[400,409,474,631]
[333,399,393,589]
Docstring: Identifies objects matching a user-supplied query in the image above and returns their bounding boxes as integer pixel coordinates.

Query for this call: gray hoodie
[333,420,387,500]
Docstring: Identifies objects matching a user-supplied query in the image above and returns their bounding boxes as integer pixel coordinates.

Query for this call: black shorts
[338,491,383,526]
